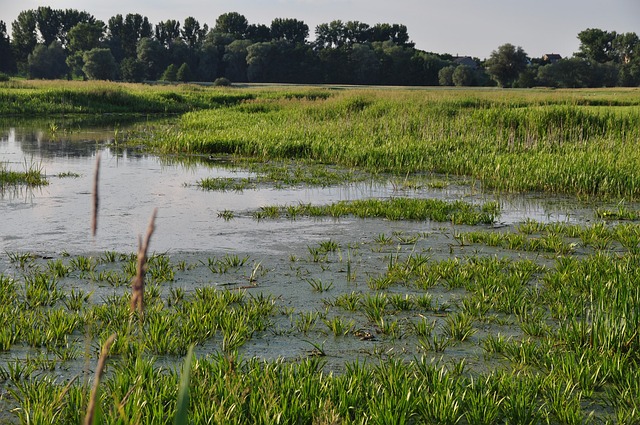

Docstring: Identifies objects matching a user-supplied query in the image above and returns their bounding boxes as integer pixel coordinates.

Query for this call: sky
[1,0,638,59]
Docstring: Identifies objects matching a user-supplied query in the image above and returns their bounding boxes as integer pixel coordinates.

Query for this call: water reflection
[0,120,597,255]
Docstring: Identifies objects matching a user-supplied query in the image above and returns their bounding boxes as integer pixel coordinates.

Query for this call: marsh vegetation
[1,82,639,423]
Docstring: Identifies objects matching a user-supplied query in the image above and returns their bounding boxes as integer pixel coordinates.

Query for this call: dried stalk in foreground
[84,333,116,425]
[91,152,101,238]
[131,208,158,314]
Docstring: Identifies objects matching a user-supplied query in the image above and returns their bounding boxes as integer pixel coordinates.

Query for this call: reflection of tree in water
[0,115,157,158]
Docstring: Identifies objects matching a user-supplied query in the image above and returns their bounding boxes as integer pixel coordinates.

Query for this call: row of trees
[1,8,639,87]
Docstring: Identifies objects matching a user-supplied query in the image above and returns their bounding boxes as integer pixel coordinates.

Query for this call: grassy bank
[0,80,254,115]
[4,81,640,199]
[139,87,640,199]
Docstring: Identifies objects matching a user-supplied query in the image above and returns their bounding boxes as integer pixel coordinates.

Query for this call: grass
[0,161,48,187]
[3,83,640,424]
[133,87,640,200]
[2,231,640,423]
[248,198,499,225]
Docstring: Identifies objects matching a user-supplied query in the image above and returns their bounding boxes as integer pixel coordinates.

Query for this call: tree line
[0,7,638,87]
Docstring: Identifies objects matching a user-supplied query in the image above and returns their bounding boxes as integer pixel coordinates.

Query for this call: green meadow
[1,80,640,424]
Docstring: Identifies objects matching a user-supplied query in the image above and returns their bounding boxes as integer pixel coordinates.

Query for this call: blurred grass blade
[174,344,195,425]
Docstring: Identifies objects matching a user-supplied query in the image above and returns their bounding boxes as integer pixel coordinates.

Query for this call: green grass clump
[0,162,48,187]
[253,198,499,225]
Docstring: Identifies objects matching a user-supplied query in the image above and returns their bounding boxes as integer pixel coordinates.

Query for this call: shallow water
[0,122,592,257]
[0,119,619,393]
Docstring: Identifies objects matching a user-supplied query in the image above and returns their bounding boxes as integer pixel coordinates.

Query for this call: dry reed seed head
[84,333,116,425]
[91,152,101,238]
[130,208,158,314]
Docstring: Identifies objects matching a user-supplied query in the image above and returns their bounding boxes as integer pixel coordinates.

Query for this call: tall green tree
[485,43,529,87]
[452,64,475,86]
[577,28,617,63]
[65,21,105,78]
[120,57,146,82]
[344,21,371,45]
[11,10,38,72]
[28,41,68,79]
[315,20,345,49]
[67,21,104,52]
[194,41,220,81]
[176,63,193,82]
[222,39,251,81]
[181,17,207,48]
[270,18,308,44]
[246,24,271,42]
[35,6,62,46]
[246,42,274,82]
[155,19,181,47]
[613,32,639,64]
[82,48,117,80]
[107,13,152,61]
[214,12,248,39]
[350,43,380,84]
[438,65,456,86]
[136,37,164,80]
[0,21,15,73]
[370,23,413,47]
[58,9,96,47]
[160,63,178,81]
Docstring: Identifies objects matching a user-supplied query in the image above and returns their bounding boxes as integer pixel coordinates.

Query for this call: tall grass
[143,88,640,199]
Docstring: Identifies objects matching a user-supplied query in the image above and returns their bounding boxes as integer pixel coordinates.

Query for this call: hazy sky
[1,0,638,59]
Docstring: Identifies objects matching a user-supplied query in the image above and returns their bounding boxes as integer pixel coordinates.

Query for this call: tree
[35,6,62,46]
[374,41,415,85]
[222,39,251,81]
[370,23,413,47]
[452,64,474,86]
[82,48,117,80]
[0,21,15,73]
[169,39,192,71]
[246,42,274,82]
[412,52,450,86]
[120,57,146,82]
[28,41,68,79]
[344,21,371,45]
[136,37,165,80]
[67,21,104,52]
[537,58,617,88]
[107,13,152,61]
[485,43,529,87]
[214,12,248,38]
[176,63,193,82]
[181,17,207,48]
[315,21,345,49]
[11,10,38,72]
[155,19,181,48]
[438,65,455,86]
[350,43,380,84]
[246,24,271,42]
[58,9,96,47]
[613,32,639,64]
[194,41,220,81]
[270,18,308,44]
[161,64,178,81]
[577,28,616,63]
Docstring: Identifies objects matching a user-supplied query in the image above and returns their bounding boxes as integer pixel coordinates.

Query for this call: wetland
[0,81,639,424]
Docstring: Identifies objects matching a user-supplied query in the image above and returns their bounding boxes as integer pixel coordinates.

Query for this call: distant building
[453,56,478,70]
[542,53,562,64]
